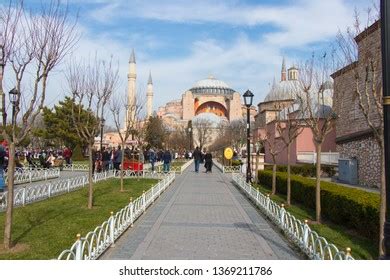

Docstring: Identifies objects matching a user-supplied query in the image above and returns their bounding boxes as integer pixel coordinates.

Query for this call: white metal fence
[0,171,117,211]
[232,173,354,260]
[147,159,193,174]
[62,164,89,171]
[5,168,60,185]
[62,160,193,174]
[213,160,241,173]
[57,173,175,260]
[297,152,339,166]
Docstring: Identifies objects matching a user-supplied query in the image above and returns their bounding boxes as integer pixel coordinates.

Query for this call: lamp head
[243,90,254,107]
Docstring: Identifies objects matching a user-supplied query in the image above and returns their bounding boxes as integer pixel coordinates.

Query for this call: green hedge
[264,163,336,177]
[257,170,380,240]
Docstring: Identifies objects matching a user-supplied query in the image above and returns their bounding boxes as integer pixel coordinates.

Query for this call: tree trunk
[4,142,16,249]
[315,143,322,223]
[120,141,124,192]
[272,162,277,195]
[87,143,93,209]
[379,143,386,256]
[287,143,291,206]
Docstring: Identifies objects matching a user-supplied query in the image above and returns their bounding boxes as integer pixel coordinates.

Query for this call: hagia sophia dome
[189,75,235,95]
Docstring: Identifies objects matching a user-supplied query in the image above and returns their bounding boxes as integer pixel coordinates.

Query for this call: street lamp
[380,0,390,259]
[187,120,193,151]
[100,118,105,151]
[243,89,254,183]
[8,87,19,126]
[0,49,6,126]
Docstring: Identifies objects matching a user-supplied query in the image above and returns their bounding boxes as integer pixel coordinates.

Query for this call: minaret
[281,57,287,81]
[146,71,153,118]
[126,49,137,125]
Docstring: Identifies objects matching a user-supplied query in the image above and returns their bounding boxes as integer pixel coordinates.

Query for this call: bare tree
[296,54,336,224]
[193,118,213,149]
[67,56,118,209]
[276,106,304,205]
[0,0,78,250]
[335,8,385,254]
[110,92,144,192]
[260,125,285,195]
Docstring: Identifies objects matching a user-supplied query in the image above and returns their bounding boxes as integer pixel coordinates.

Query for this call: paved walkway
[100,165,300,260]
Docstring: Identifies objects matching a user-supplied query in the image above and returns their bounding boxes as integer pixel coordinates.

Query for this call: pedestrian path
[100,164,300,260]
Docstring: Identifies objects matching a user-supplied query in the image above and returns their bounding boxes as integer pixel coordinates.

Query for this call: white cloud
[11,0,375,125]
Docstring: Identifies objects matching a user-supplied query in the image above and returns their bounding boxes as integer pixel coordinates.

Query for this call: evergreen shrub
[257,170,380,240]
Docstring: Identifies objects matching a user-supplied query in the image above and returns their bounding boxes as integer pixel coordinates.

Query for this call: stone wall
[337,135,381,188]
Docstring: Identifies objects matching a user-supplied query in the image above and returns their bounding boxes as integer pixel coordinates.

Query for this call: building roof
[148,71,153,84]
[264,79,300,102]
[190,75,235,95]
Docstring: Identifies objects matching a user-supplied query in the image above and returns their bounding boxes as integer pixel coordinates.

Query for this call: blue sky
[5,0,376,116]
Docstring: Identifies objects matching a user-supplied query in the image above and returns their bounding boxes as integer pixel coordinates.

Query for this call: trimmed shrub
[257,170,380,240]
[264,163,336,178]
[72,145,87,161]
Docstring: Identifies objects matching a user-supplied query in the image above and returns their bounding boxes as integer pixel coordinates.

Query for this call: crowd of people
[0,144,74,171]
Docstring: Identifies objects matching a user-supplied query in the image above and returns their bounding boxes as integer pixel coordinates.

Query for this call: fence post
[67,178,71,193]
[109,211,116,247]
[29,171,32,183]
[266,194,271,213]
[75,234,82,260]
[129,197,134,227]
[142,191,146,213]
[48,184,52,198]
[303,219,309,250]
[22,188,26,206]
[44,170,48,180]
[280,204,286,227]
[82,176,86,187]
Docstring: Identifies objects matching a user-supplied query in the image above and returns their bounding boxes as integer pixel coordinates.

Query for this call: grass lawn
[0,178,158,260]
[171,160,189,167]
[71,160,89,165]
[254,184,378,260]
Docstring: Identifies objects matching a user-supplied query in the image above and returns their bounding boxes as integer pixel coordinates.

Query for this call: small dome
[190,76,235,95]
[264,80,300,102]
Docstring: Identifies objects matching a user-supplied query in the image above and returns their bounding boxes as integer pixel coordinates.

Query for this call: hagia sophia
[123,50,257,146]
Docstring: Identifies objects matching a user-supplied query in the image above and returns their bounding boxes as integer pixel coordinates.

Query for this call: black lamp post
[100,118,105,151]
[8,87,19,126]
[243,90,254,183]
[0,50,6,126]
[187,120,193,151]
[380,0,390,259]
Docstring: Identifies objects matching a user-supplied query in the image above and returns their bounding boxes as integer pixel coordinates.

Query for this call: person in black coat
[204,150,212,173]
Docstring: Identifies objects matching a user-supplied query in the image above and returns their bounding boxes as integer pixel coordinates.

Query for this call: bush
[257,170,380,241]
[231,159,242,166]
[72,145,87,161]
[264,163,336,178]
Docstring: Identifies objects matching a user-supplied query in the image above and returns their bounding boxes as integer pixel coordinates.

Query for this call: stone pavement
[100,164,300,260]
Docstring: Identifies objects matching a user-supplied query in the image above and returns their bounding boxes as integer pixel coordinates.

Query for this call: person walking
[149,148,156,172]
[204,150,213,173]
[102,147,110,171]
[193,146,201,173]
[162,149,172,173]
[113,145,122,173]
[63,146,72,165]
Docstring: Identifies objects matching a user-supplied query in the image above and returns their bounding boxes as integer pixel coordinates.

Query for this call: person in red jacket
[63,147,72,165]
